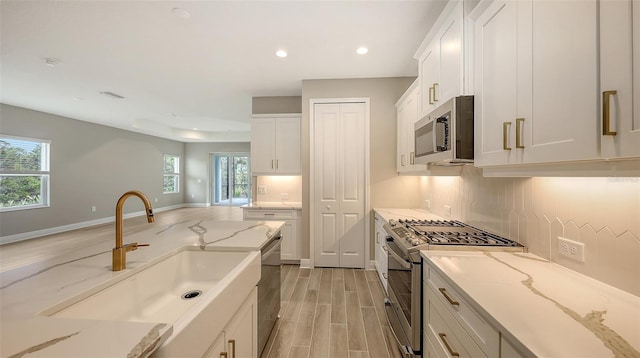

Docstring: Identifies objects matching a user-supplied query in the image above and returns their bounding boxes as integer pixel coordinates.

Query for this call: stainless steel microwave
[414,95,474,165]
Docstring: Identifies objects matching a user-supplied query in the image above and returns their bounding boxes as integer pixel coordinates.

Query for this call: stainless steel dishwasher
[258,232,281,356]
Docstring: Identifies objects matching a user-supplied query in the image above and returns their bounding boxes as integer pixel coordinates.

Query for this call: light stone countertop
[242,201,302,210]
[0,219,283,358]
[421,251,640,357]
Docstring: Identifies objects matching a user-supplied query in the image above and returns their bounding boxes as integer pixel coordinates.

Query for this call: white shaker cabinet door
[600,0,640,158]
[251,118,276,174]
[522,0,600,163]
[274,118,301,174]
[473,0,520,166]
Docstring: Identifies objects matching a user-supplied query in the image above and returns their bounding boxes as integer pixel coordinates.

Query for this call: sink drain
[181,290,203,300]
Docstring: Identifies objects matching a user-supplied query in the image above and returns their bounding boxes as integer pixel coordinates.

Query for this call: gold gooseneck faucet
[112,190,155,271]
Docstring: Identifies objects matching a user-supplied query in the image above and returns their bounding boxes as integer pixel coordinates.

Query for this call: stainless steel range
[383,218,524,357]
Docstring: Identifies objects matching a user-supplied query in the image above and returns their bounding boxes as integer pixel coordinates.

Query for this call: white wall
[0,104,185,238]
[419,166,640,296]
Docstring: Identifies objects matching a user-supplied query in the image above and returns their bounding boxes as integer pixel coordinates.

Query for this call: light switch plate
[558,237,585,262]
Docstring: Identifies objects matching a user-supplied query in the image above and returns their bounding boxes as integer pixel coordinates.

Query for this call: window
[0,135,50,211]
[212,153,250,206]
[163,154,180,194]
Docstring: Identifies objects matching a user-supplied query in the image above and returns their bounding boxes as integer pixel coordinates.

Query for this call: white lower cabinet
[243,208,301,261]
[205,287,257,358]
[373,213,388,291]
[423,260,526,358]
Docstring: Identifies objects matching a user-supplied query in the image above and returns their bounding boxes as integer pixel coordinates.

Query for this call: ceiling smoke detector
[99,91,126,99]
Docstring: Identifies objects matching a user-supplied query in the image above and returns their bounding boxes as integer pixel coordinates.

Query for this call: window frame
[163,154,180,194]
[0,134,51,212]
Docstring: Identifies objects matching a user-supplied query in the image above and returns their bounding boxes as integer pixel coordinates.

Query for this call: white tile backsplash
[419,166,640,295]
[255,175,302,202]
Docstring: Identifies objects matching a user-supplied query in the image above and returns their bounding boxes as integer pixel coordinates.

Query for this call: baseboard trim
[368,260,376,270]
[299,259,312,269]
[0,204,186,245]
[183,202,211,208]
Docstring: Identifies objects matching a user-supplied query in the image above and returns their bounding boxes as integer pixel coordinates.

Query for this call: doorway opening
[212,153,251,206]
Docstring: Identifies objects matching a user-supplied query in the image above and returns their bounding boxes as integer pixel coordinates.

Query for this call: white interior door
[313,102,366,268]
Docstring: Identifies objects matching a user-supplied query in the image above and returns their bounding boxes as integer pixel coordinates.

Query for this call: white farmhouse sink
[41,248,261,356]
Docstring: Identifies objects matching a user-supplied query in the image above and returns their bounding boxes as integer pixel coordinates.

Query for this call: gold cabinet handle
[409,151,415,165]
[228,339,236,358]
[276,160,279,169]
[382,272,388,279]
[429,86,435,105]
[438,333,460,357]
[220,352,228,358]
[376,232,380,244]
[516,118,525,149]
[433,83,439,102]
[438,288,459,306]
[271,159,274,169]
[401,154,406,166]
[503,122,512,150]
[603,90,617,136]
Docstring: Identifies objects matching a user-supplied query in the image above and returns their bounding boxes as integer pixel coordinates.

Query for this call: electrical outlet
[280,193,289,200]
[558,237,585,262]
[443,205,451,217]
[258,185,267,194]
[91,206,96,213]
[425,200,431,209]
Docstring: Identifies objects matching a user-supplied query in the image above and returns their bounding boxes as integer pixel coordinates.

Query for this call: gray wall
[252,96,302,114]
[301,77,421,259]
[184,142,251,205]
[0,104,185,237]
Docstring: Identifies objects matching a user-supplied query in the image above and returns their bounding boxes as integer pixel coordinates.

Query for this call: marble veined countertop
[0,219,283,358]
[242,201,302,210]
[421,251,640,357]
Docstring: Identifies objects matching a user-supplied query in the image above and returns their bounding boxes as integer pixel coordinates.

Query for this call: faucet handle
[136,243,150,248]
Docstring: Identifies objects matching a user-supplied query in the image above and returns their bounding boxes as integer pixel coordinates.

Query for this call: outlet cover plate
[558,237,585,262]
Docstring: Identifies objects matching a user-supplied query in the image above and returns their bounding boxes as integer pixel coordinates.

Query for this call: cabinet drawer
[425,264,499,357]
[424,282,486,358]
[243,209,296,220]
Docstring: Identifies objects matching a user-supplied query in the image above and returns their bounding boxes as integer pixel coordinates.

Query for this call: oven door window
[387,240,413,325]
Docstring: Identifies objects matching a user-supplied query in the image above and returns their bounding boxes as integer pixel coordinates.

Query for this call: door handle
[400,154,406,166]
[228,339,236,358]
[409,151,415,165]
[433,82,439,102]
[603,90,617,136]
[503,122,512,150]
[516,118,525,149]
[438,333,460,357]
[428,86,435,105]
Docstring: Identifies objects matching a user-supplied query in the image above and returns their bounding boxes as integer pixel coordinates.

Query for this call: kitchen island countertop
[242,201,302,210]
[421,250,640,357]
[0,219,283,358]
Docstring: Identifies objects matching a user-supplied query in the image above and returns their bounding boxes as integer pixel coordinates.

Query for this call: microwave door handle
[435,117,449,152]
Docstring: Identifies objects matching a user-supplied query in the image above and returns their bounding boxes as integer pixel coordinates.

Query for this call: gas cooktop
[385,219,525,252]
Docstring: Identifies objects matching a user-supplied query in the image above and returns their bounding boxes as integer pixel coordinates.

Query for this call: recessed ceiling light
[192,127,198,131]
[356,47,368,55]
[171,8,191,19]
[72,97,83,101]
[276,50,288,58]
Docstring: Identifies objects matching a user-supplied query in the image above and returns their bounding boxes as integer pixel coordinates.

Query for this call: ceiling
[1,1,447,142]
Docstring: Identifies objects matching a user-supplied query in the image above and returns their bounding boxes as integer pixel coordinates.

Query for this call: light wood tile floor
[261,265,403,358]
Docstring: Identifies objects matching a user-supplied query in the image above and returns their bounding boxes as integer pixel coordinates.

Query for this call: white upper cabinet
[473,0,639,168]
[250,115,301,175]
[600,0,640,159]
[396,80,427,173]
[417,1,464,119]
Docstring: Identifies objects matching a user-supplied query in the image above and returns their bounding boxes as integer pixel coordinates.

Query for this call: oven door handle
[388,246,412,269]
